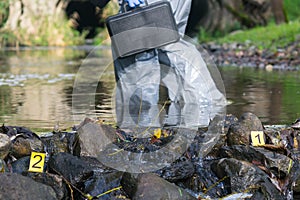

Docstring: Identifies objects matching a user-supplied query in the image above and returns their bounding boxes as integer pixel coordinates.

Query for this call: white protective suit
[113,0,226,129]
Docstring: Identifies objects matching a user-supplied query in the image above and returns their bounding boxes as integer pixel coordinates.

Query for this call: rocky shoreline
[203,41,300,70]
[0,112,300,199]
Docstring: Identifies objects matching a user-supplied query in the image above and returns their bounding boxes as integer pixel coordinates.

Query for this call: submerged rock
[0,173,57,200]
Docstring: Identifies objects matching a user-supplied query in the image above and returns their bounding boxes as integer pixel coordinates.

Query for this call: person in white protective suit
[93,0,226,129]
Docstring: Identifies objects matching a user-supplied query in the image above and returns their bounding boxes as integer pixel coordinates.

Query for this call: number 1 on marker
[251,131,265,146]
[28,152,46,173]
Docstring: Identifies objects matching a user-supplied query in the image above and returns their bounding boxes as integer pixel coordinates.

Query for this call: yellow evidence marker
[251,131,265,146]
[28,152,46,173]
[153,128,161,139]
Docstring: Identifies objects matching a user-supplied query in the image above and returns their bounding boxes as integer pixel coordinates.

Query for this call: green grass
[215,20,300,50]
[198,0,300,50]
[284,0,300,21]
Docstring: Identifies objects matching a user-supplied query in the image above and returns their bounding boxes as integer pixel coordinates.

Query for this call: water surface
[0,47,299,130]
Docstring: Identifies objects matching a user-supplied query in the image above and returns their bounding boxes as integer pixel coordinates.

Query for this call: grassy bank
[284,0,300,21]
[215,20,300,50]
[200,0,300,50]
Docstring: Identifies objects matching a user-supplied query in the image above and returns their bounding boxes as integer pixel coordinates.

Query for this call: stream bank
[0,112,300,199]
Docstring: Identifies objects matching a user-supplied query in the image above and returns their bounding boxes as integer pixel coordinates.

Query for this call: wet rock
[264,127,299,153]
[82,171,124,199]
[205,132,227,158]
[211,158,285,199]
[10,136,43,158]
[220,145,293,178]
[0,125,38,138]
[178,164,228,198]
[227,112,264,145]
[27,172,68,200]
[41,131,77,155]
[0,172,57,200]
[75,122,116,157]
[158,156,195,182]
[48,152,95,185]
[97,127,195,173]
[224,114,239,134]
[10,137,32,158]
[121,173,196,200]
[0,133,11,159]
[11,156,30,174]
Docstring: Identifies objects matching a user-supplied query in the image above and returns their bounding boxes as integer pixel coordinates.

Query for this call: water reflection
[0,47,98,130]
[0,48,299,130]
[222,67,300,124]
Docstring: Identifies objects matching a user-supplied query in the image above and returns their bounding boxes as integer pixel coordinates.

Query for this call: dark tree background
[0,0,288,45]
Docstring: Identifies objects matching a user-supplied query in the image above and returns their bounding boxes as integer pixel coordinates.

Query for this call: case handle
[123,0,149,12]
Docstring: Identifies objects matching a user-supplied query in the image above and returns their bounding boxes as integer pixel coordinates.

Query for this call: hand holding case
[106,1,180,58]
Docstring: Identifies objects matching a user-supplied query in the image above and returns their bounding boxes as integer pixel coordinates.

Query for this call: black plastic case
[106,1,179,58]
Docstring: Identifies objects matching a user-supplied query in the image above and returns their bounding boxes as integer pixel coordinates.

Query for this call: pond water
[0,47,299,131]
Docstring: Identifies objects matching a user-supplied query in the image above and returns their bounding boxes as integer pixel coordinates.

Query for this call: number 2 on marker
[251,131,265,146]
[28,152,46,173]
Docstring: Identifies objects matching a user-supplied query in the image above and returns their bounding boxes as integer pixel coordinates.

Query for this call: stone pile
[0,112,299,199]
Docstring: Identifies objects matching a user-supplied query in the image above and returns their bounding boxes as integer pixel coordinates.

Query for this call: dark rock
[121,173,196,200]
[0,172,57,200]
[211,158,286,199]
[220,145,293,178]
[178,164,228,198]
[10,137,31,158]
[158,156,195,182]
[121,173,139,197]
[82,171,124,199]
[224,114,238,134]
[10,136,43,159]
[75,122,116,157]
[41,131,78,155]
[227,112,264,145]
[28,172,68,200]
[48,152,95,185]
[205,133,226,158]
[0,125,38,138]
[11,156,30,174]
[0,133,11,159]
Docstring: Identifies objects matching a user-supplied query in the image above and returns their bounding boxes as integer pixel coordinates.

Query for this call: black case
[106,1,179,58]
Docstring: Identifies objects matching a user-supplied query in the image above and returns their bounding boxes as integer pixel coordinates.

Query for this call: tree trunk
[3,0,83,46]
[192,0,272,37]
[270,0,287,24]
